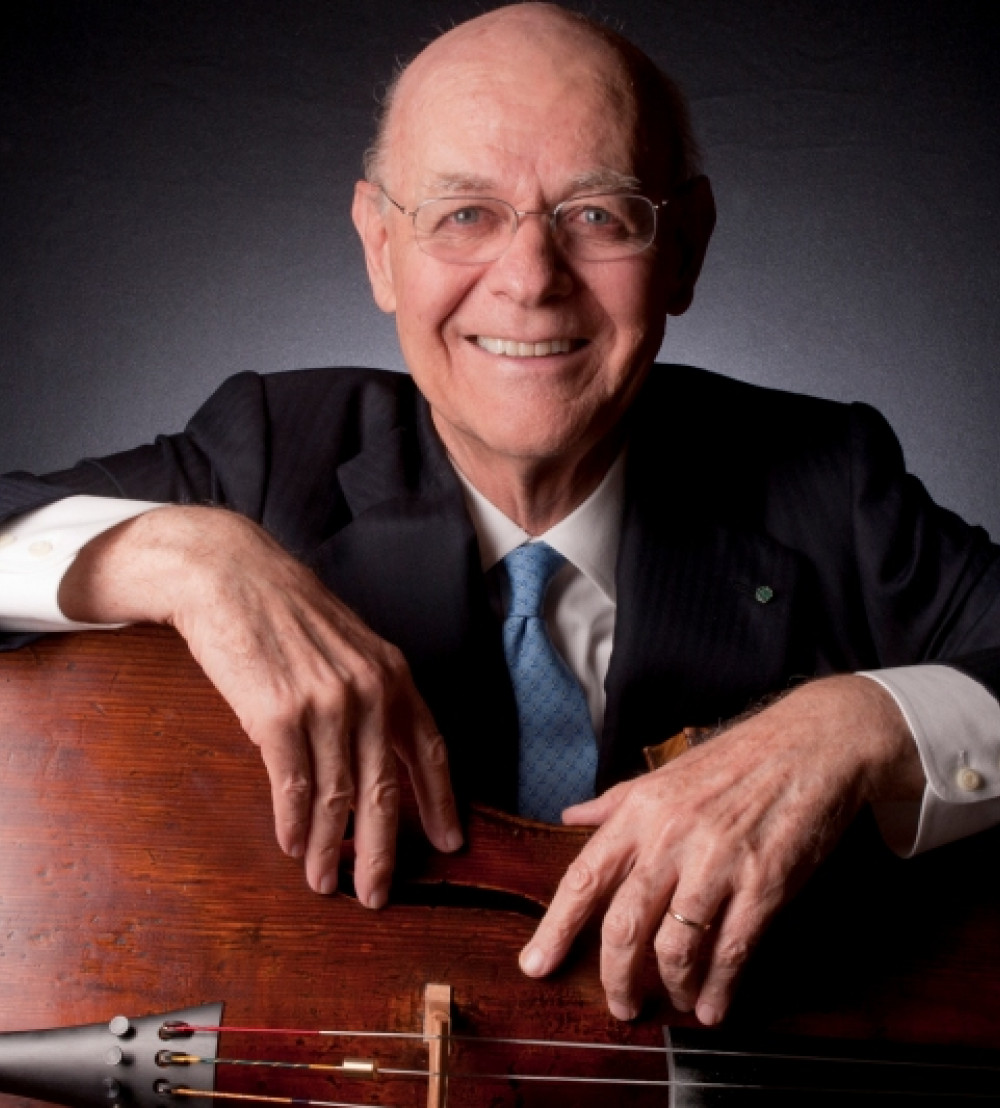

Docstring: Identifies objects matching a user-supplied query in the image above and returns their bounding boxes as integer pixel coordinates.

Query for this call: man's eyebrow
[567,169,643,193]
[424,173,498,194]
[421,169,643,197]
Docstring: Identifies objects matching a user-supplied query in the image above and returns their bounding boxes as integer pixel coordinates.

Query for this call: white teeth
[476,337,574,356]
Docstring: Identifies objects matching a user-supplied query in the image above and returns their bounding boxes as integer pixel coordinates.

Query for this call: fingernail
[318,873,337,896]
[696,1002,719,1026]
[444,828,464,852]
[366,889,387,910]
[288,842,304,860]
[519,946,545,975]
[609,999,637,1022]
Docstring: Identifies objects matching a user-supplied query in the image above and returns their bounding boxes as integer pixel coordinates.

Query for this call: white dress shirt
[3,484,1000,855]
[0,496,162,631]
[453,455,624,736]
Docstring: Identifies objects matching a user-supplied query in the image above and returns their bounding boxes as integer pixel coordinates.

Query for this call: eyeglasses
[379,188,667,265]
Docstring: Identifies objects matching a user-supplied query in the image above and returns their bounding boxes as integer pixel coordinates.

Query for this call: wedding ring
[668,907,712,933]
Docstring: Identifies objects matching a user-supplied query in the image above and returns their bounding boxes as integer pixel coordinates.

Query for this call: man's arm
[522,395,1000,1027]
[0,369,466,904]
[56,504,462,905]
[521,675,924,1025]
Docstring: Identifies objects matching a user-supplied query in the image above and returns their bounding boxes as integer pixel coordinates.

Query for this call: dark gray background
[2,1,998,533]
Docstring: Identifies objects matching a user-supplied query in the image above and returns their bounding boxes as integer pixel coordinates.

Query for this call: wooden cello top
[2,626,1000,1106]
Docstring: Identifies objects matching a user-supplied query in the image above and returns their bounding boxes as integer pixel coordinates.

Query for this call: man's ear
[351,181,397,314]
[664,175,716,316]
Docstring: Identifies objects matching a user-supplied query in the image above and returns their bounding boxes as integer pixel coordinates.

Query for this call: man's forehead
[401,54,633,125]
[387,61,642,196]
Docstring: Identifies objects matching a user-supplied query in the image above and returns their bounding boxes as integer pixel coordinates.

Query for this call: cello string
[176,1024,430,1042]
[162,1054,383,1074]
[165,1090,390,1107]
[451,1076,1000,1097]
[174,1022,665,1052]
[159,1072,1000,1102]
[670,1045,1000,1073]
[163,1052,671,1086]
[162,1053,1000,1097]
[170,1024,1000,1074]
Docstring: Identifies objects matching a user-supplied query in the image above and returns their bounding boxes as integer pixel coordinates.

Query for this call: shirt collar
[452,453,624,602]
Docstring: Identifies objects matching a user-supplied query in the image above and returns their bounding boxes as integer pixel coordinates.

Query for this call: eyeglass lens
[411,194,657,262]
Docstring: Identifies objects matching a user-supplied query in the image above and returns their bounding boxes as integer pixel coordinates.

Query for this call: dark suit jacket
[4,364,1000,808]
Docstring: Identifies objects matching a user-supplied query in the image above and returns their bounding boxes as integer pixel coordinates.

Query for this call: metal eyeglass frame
[378,186,668,264]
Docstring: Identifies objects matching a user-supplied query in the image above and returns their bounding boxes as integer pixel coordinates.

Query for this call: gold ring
[668,907,711,933]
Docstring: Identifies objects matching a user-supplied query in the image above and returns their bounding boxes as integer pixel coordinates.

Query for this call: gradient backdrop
[2,1,998,534]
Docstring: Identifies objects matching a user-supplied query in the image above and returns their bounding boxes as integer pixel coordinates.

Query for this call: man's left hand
[518,675,924,1024]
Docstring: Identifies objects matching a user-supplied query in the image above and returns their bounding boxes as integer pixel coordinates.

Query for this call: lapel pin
[754,585,774,604]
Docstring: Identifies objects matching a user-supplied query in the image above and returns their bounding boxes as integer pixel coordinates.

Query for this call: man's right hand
[58,504,463,906]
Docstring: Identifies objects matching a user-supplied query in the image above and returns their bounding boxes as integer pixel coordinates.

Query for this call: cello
[2,627,1000,1106]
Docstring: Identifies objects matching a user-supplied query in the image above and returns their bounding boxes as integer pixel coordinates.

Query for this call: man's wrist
[58,503,244,628]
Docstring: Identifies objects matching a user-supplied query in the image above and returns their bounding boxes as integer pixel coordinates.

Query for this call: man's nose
[484,212,575,304]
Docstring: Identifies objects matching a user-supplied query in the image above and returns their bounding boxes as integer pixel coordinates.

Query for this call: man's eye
[419,200,507,242]
[563,204,627,235]
[437,205,503,233]
[448,206,485,225]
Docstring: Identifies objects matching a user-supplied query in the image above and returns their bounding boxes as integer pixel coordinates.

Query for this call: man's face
[354,29,692,479]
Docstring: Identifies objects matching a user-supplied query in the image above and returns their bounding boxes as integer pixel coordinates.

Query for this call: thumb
[561,780,632,826]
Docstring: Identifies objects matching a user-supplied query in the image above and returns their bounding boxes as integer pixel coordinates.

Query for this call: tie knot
[503,542,567,618]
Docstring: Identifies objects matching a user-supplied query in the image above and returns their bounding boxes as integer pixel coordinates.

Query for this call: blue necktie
[502,542,598,822]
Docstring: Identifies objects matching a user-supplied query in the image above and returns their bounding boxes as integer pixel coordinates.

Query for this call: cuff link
[956,766,985,792]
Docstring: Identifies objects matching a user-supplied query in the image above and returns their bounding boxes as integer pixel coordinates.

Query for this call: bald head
[363,3,699,195]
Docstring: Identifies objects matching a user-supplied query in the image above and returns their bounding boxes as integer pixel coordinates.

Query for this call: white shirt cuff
[860,665,1000,856]
[0,495,164,631]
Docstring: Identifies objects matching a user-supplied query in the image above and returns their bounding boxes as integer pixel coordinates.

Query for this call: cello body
[1,627,1000,1106]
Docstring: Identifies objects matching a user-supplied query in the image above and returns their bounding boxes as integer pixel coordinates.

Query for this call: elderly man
[2,3,1000,1030]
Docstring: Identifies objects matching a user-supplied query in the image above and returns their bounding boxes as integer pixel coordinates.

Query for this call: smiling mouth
[474,336,585,357]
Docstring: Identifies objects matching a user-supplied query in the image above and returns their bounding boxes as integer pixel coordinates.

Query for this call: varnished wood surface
[1,627,1000,1105]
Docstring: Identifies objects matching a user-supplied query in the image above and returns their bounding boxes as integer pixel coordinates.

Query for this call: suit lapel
[600,393,814,790]
[306,396,519,808]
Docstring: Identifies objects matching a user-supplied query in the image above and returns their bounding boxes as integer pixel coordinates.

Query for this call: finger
[255,720,315,864]
[298,688,356,896]
[599,857,678,1021]
[653,878,728,1015]
[392,677,463,854]
[520,830,635,979]
[351,699,401,910]
[694,889,777,1026]
[561,780,632,826]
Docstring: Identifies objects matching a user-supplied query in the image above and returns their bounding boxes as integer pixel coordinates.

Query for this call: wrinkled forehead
[384,37,645,197]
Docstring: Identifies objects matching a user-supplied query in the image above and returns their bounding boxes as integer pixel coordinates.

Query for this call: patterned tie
[502,542,598,822]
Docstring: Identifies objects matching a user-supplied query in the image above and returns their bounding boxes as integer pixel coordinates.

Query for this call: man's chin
[445,413,607,473]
